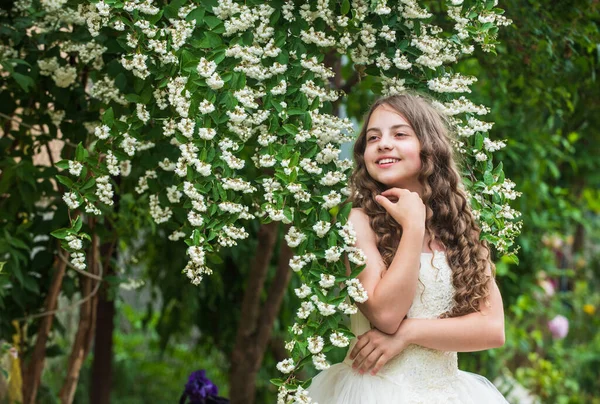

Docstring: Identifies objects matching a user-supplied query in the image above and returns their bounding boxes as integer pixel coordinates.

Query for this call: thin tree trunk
[229,222,278,404]
[59,224,100,404]
[22,251,68,404]
[229,223,294,404]
[90,240,116,404]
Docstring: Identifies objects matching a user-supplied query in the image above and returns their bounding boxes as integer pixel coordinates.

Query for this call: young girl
[307,93,509,403]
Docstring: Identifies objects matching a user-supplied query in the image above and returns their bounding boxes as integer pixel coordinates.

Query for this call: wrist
[399,318,419,345]
[402,222,425,235]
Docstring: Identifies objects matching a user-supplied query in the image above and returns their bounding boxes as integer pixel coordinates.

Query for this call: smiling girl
[307,93,509,403]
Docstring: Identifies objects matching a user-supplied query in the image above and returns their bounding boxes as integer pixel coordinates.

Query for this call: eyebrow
[366,124,413,134]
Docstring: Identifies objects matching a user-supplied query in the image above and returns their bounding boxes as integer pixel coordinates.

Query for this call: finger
[350,335,369,360]
[353,343,377,370]
[370,353,389,375]
[359,349,383,374]
[374,194,395,208]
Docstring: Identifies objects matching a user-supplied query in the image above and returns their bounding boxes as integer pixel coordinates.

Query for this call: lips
[376,158,401,166]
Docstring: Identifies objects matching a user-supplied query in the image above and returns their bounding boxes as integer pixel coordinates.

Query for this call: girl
[307,93,509,403]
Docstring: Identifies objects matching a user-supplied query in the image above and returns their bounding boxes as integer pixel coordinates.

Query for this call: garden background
[0,0,599,403]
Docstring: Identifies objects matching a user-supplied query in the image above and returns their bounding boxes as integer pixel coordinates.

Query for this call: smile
[376,158,401,166]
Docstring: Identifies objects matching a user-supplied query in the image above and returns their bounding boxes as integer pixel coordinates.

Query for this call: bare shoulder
[348,207,377,244]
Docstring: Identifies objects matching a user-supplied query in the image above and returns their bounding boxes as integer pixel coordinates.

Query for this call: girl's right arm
[346,200,425,334]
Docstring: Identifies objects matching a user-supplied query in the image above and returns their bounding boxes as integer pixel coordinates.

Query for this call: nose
[378,134,393,151]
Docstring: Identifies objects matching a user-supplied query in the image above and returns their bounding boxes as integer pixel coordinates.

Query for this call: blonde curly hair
[349,92,494,318]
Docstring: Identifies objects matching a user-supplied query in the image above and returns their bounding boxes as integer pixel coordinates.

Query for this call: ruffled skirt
[307,361,509,404]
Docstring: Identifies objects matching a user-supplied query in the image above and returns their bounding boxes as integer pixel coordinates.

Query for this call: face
[363,104,422,193]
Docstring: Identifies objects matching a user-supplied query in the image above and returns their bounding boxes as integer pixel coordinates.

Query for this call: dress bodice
[343,251,459,388]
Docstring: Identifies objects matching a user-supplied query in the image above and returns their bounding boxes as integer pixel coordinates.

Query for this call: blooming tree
[1,0,519,401]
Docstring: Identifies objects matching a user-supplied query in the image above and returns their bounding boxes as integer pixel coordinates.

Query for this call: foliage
[39,302,229,404]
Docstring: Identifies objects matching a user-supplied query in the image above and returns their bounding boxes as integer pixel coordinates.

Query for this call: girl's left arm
[350,270,504,375]
[402,272,505,352]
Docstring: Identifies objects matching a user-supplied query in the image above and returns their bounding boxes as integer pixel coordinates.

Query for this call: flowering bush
[1,0,521,399]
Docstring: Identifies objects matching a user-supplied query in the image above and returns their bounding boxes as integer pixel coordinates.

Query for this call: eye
[396,132,407,137]
[368,135,378,141]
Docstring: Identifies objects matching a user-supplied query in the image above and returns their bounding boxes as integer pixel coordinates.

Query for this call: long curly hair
[348,92,494,318]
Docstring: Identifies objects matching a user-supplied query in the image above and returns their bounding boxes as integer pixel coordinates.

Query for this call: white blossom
[307,336,324,354]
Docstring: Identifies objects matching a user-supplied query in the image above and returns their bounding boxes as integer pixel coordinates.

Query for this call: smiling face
[363,103,423,193]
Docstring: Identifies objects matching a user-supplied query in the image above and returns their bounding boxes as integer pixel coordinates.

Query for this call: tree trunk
[59,225,100,404]
[22,251,67,404]
[229,223,294,404]
[90,240,116,404]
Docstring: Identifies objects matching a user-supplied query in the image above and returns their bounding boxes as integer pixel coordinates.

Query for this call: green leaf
[50,228,71,240]
[12,72,35,92]
[198,32,223,48]
[56,175,74,188]
[341,0,350,14]
[103,107,115,126]
[55,160,70,170]
[282,124,298,135]
[73,216,83,232]
[474,133,484,151]
[75,143,85,161]
[203,15,222,30]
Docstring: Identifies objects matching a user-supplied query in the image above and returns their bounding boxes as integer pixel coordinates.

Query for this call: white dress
[307,251,509,404]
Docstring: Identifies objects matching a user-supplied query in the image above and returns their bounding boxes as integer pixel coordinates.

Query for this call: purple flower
[548,315,569,339]
[182,370,219,404]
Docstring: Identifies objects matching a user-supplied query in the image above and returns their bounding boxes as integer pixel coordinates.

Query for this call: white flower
[330,332,350,348]
[285,226,306,248]
[322,191,342,210]
[199,100,215,114]
[319,274,335,289]
[70,251,86,270]
[294,284,311,299]
[297,301,314,319]
[284,340,295,351]
[206,73,224,89]
[188,211,204,227]
[338,301,358,315]
[276,358,295,374]
[68,161,83,176]
[289,256,306,272]
[346,278,369,303]
[52,66,77,88]
[324,246,342,263]
[345,246,367,266]
[312,220,331,238]
[338,222,357,245]
[291,324,304,337]
[198,128,217,140]
[94,124,110,139]
[307,336,324,354]
[312,353,330,370]
[66,234,83,250]
[315,299,336,316]
[95,176,114,206]
[197,57,217,78]
[187,245,206,266]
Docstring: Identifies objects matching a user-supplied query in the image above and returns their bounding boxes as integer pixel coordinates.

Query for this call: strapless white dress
[307,251,509,403]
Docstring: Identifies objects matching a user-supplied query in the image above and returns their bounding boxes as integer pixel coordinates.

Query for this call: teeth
[378,158,400,164]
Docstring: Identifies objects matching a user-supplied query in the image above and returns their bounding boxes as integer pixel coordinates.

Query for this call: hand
[375,188,426,230]
[349,322,412,375]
